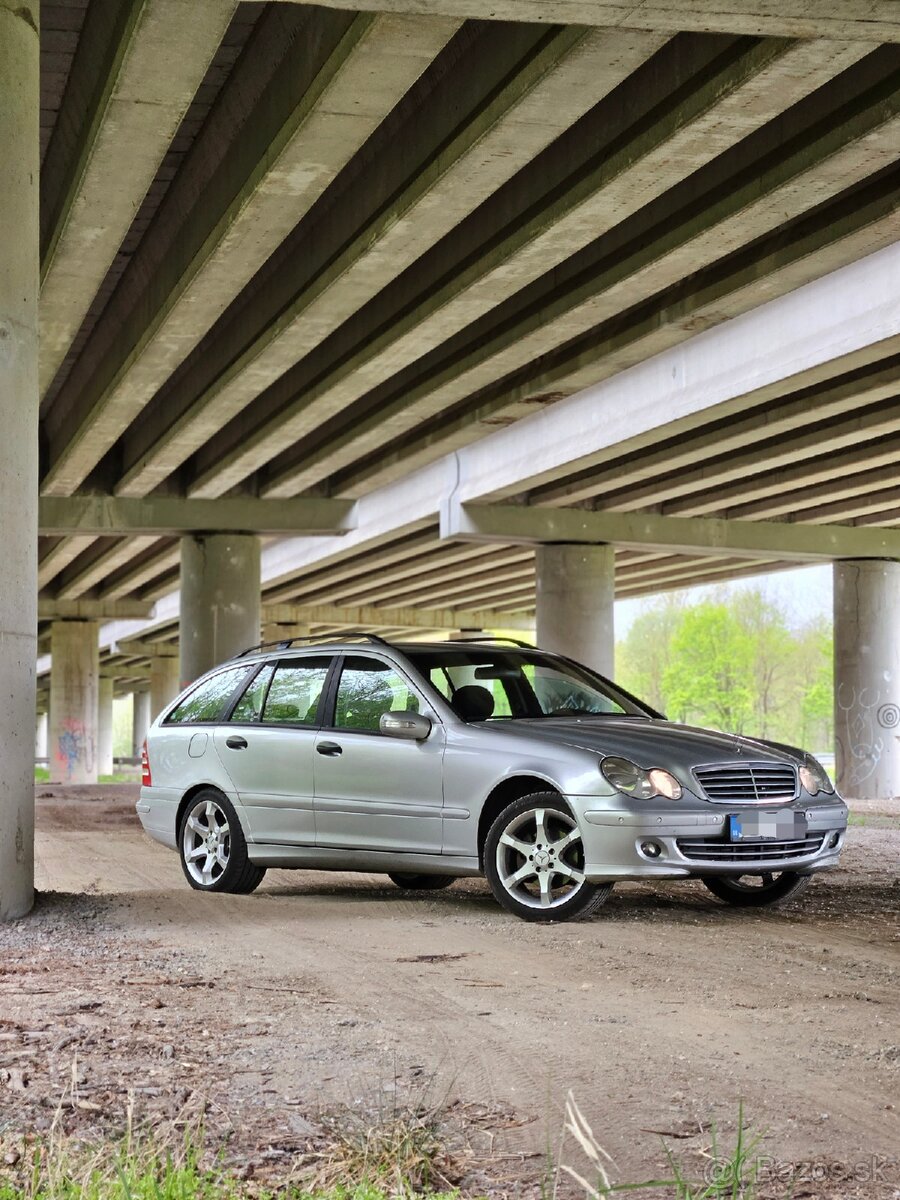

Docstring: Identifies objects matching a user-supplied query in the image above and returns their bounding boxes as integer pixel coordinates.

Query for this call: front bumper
[568,796,848,881]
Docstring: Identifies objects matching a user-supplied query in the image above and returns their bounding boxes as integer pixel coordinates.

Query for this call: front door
[313,654,444,853]
[213,655,333,845]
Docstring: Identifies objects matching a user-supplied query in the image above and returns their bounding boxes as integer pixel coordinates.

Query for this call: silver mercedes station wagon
[137,635,847,922]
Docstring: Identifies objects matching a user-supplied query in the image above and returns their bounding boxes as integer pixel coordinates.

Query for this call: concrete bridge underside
[1,0,898,917]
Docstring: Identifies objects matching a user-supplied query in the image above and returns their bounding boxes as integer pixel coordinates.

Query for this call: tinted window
[333,657,421,732]
[231,664,275,722]
[166,666,251,724]
[261,658,332,725]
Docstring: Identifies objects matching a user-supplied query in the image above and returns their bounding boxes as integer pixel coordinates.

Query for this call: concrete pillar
[49,621,99,785]
[0,0,39,920]
[834,560,900,801]
[535,543,615,677]
[150,656,181,722]
[180,534,261,684]
[97,678,115,777]
[35,712,48,762]
[132,690,151,753]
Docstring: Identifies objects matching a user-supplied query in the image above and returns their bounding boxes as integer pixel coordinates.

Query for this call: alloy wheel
[494,805,586,911]
[182,797,231,887]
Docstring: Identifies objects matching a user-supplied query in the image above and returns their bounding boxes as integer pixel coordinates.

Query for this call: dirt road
[3,786,899,1196]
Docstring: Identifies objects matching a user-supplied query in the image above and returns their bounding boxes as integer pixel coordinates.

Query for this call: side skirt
[247,844,481,876]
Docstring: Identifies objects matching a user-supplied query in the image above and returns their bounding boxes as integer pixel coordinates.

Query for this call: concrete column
[132,690,151,753]
[834,560,900,801]
[97,678,115,777]
[35,713,48,762]
[49,621,99,785]
[180,534,261,684]
[150,657,181,722]
[0,0,39,921]
[535,543,615,677]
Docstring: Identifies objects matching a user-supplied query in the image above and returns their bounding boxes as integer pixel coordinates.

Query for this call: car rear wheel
[179,789,265,894]
[702,871,812,907]
[388,872,456,891]
[484,794,612,923]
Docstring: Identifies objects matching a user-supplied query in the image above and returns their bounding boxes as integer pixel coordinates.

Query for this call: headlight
[600,756,682,800]
[799,756,834,796]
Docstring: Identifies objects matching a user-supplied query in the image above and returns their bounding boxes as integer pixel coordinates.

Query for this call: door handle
[316,741,343,757]
[225,735,248,750]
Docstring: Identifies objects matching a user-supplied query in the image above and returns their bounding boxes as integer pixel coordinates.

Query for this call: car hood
[492,717,803,778]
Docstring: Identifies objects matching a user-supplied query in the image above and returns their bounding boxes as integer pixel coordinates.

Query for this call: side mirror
[380,710,433,741]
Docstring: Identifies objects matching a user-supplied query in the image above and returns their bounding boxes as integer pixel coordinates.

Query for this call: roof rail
[232,632,392,658]
[443,635,536,649]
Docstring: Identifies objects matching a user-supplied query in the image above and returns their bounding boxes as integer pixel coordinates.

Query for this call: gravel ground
[0,785,897,1198]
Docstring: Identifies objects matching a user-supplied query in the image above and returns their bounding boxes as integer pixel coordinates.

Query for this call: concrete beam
[38,599,156,620]
[117,25,664,499]
[280,0,900,43]
[100,666,150,680]
[113,639,178,657]
[450,243,900,504]
[39,0,238,397]
[196,35,831,500]
[38,495,356,536]
[42,9,459,496]
[261,603,533,631]
[264,45,893,499]
[443,502,900,563]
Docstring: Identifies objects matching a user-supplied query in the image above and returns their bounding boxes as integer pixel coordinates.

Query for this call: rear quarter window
[165,666,252,724]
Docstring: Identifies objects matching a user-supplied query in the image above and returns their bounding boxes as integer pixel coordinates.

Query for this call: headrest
[451,684,495,722]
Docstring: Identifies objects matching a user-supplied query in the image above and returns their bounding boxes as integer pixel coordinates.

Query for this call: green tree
[616,593,687,714]
[661,601,756,732]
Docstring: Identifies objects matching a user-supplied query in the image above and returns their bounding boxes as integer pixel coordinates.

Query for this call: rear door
[313,654,445,853]
[213,655,333,845]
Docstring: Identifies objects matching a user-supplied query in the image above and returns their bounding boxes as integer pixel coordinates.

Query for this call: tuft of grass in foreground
[0,1141,461,1200]
[559,1094,764,1199]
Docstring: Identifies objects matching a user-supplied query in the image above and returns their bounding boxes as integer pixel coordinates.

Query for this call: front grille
[693,761,797,803]
[676,835,825,863]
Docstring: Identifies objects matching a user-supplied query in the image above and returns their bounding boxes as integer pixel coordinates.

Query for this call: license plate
[727,811,807,842]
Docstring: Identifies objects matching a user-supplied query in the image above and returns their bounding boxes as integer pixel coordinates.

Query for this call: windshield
[402,647,654,721]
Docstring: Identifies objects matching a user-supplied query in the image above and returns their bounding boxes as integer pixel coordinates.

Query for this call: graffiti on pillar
[53,719,95,781]
[835,683,888,788]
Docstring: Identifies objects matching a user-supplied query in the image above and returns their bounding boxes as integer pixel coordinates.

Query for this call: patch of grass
[558,1094,764,1198]
[308,1090,458,1198]
[0,1138,461,1200]
[34,768,50,783]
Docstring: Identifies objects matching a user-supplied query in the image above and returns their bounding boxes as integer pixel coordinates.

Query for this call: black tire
[483,793,613,923]
[178,788,266,895]
[388,872,456,891]
[701,871,813,908]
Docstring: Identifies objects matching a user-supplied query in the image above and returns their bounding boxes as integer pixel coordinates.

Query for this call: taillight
[141,739,152,787]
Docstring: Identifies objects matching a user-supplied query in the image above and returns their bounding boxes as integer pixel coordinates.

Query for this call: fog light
[829,832,841,848]
[640,840,662,858]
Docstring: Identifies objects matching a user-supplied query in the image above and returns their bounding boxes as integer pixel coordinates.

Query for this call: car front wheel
[484,794,612,923]
[702,871,812,907]
[179,789,266,894]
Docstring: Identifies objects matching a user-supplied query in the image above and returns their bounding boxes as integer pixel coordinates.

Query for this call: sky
[614,564,833,638]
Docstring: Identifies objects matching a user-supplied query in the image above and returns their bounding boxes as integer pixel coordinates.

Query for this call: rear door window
[230,664,275,722]
[260,658,333,725]
[165,666,251,724]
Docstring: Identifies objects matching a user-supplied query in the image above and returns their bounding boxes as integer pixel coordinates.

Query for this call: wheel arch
[175,782,228,841]
[477,775,566,867]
